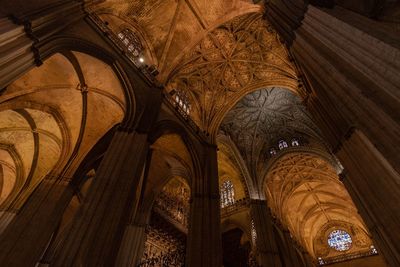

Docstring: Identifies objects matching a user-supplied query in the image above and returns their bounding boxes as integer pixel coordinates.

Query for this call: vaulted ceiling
[92,0,298,133]
[221,87,322,179]
[0,52,125,209]
[265,152,373,258]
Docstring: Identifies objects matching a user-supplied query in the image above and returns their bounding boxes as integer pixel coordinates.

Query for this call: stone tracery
[167,14,298,132]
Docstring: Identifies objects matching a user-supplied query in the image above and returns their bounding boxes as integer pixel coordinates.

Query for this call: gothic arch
[263,151,372,258]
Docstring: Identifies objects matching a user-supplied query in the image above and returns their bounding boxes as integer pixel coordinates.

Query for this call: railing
[318,247,379,266]
[221,198,250,217]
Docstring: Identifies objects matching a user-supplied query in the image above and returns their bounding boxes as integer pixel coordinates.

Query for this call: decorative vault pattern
[167,13,298,132]
[221,87,321,175]
[265,153,372,257]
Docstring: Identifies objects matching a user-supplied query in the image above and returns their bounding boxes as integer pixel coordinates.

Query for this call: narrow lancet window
[220,180,235,208]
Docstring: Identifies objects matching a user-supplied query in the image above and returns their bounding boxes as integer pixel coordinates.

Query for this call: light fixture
[139,57,144,63]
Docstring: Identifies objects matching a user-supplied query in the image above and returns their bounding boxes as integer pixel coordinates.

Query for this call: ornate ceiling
[92,1,298,133]
[92,0,261,79]
[265,152,372,258]
[221,87,322,178]
[166,13,298,132]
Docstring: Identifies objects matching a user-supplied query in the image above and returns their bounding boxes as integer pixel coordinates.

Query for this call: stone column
[0,210,16,235]
[250,200,282,267]
[0,1,85,89]
[264,2,400,266]
[337,129,400,266]
[0,176,74,267]
[282,229,302,267]
[186,143,222,267]
[52,129,150,266]
[0,17,35,89]
[115,203,151,267]
[301,250,314,267]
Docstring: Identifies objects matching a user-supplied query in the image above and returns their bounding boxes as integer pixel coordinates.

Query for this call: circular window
[327,230,352,251]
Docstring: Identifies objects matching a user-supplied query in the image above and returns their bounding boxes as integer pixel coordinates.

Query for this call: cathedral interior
[0,0,399,266]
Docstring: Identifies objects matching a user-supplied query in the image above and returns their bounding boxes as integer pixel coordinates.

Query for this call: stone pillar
[250,200,282,267]
[115,204,150,267]
[337,129,400,266]
[52,129,150,266]
[0,177,74,267]
[0,1,85,89]
[0,210,16,235]
[301,250,314,267]
[283,229,302,267]
[264,2,400,266]
[186,144,222,267]
[0,17,35,89]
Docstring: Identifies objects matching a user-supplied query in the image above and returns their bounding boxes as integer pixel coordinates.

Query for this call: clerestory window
[220,180,235,208]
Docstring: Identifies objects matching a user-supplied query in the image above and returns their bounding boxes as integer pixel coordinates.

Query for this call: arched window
[278,140,288,150]
[117,29,144,59]
[220,180,235,208]
[291,138,299,146]
[173,89,191,116]
[269,147,277,156]
[327,230,352,251]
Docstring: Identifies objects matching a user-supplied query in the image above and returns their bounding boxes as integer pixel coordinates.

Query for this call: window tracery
[117,29,144,60]
[327,230,352,251]
[220,180,235,208]
[172,89,191,116]
[278,140,288,150]
[291,138,299,146]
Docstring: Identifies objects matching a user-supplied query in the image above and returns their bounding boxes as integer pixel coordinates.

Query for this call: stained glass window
[220,180,235,208]
[118,29,144,58]
[278,140,288,150]
[291,138,299,146]
[174,89,191,115]
[269,148,277,156]
[327,230,352,251]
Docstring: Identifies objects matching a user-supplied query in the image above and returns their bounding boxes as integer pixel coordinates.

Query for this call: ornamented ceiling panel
[265,152,372,258]
[93,0,261,78]
[167,13,298,132]
[220,87,321,175]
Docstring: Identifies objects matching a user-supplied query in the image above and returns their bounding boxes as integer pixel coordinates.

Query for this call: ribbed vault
[0,52,126,210]
[221,87,322,180]
[265,152,373,258]
[166,13,298,133]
